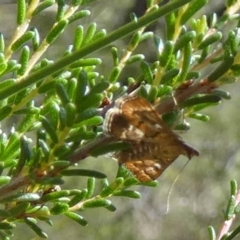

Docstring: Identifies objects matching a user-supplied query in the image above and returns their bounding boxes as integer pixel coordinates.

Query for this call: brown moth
[103,95,199,182]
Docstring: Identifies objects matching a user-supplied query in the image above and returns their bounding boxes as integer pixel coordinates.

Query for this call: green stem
[0,0,191,101]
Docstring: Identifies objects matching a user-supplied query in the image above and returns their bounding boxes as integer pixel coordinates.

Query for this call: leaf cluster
[0,0,240,239]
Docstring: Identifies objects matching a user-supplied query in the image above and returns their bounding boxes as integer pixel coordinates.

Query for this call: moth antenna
[165,160,190,215]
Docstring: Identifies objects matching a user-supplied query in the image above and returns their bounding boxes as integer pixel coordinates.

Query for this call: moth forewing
[103,95,199,182]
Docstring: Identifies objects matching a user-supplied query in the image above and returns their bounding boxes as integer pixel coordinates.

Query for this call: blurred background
[1,1,240,239]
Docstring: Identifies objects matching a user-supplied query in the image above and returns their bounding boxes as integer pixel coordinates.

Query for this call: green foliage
[208,180,240,240]
[0,0,240,239]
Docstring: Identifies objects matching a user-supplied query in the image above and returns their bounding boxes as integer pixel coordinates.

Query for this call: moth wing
[123,159,164,182]
[117,141,198,182]
[104,96,199,182]
[103,107,147,141]
[104,96,174,142]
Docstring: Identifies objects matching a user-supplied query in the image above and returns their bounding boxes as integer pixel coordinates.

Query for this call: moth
[103,95,199,182]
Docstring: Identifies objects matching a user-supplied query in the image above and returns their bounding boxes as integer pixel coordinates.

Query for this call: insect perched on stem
[103,95,199,182]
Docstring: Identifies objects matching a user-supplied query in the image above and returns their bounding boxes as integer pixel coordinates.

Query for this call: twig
[217,188,240,239]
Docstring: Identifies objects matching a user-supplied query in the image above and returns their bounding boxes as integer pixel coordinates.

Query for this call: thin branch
[0,78,216,201]
[155,79,217,114]
[217,188,240,239]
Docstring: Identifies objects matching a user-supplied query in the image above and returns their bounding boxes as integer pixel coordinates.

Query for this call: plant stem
[0,0,192,101]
